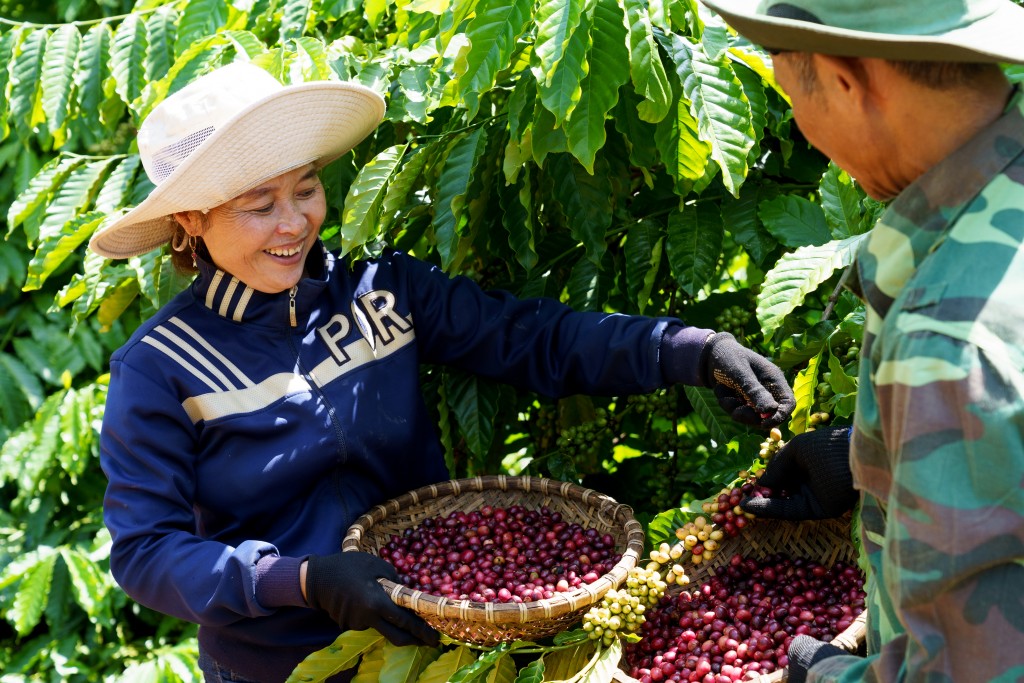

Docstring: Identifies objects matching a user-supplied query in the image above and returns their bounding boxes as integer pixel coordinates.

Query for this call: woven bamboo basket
[614,515,868,683]
[342,475,646,645]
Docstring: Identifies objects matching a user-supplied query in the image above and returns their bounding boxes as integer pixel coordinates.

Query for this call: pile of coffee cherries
[378,505,621,604]
[582,565,668,647]
[624,553,866,683]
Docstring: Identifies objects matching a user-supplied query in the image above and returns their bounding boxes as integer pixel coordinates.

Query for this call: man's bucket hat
[700,0,1024,64]
[89,61,385,259]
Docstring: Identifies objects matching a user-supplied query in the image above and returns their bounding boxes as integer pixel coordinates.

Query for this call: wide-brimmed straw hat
[700,0,1024,63]
[89,61,386,259]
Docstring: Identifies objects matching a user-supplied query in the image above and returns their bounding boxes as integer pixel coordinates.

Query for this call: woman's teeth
[266,246,300,257]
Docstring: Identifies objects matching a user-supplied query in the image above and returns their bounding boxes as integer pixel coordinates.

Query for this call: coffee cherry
[624,554,866,681]
[380,505,621,604]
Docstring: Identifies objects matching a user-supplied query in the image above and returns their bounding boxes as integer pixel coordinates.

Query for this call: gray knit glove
[787,634,848,683]
[698,332,795,428]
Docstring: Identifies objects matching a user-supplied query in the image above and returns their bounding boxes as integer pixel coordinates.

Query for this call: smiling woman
[172,165,326,294]
[88,61,794,683]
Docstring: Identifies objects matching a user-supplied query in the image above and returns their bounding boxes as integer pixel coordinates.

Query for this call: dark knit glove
[786,634,848,683]
[306,552,439,647]
[698,333,795,428]
[741,427,856,520]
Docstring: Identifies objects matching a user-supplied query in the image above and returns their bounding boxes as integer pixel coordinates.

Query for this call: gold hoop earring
[189,235,198,268]
[171,230,189,253]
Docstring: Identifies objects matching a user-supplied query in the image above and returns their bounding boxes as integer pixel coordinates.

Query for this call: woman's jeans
[197,651,261,683]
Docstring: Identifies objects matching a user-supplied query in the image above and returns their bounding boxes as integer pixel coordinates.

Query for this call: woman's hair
[167,214,208,275]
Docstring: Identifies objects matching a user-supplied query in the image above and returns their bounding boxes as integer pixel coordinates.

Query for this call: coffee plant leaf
[9,550,57,636]
[444,369,501,458]
[457,0,533,120]
[25,210,105,292]
[7,156,81,242]
[550,153,611,265]
[757,194,830,248]
[111,14,148,115]
[338,144,408,257]
[533,0,585,88]
[646,506,690,549]
[144,6,178,81]
[566,250,613,312]
[0,29,22,137]
[512,657,545,683]
[379,642,441,683]
[416,645,477,683]
[789,350,822,435]
[350,641,386,683]
[661,32,754,196]
[59,546,110,621]
[720,184,777,269]
[819,163,868,238]
[449,642,511,683]
[41,24,80,143]
[540,643,596,680]
[174,0,229,57]
[732,61,768,167]
[498,166,539,272]
[10,28,48,144]
[622,0,671,124]
[537,4,589,126]
[285,629,385,683]
[576,639,621,683]
[666,201,723,298]
[565,0,629,173]
[75,23,112,136]
[434,127,488,270]
[280,0,313,41]
[485,654,518,683]
[624,218,663,314]
[756,234,868,339]
[654,85,712,193]
[683,385,740,447]
[0,352,42,430]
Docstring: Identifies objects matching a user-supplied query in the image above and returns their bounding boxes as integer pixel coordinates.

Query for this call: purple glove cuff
[254,554,307,609]
[661,325,716,387]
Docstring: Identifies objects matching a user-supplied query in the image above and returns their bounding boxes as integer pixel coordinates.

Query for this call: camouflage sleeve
[809,330,1024,682]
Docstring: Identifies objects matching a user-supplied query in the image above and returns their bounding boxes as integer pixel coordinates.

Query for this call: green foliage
[0,0,874,680]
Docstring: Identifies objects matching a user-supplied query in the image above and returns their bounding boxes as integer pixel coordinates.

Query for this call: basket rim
[342,474,646,625]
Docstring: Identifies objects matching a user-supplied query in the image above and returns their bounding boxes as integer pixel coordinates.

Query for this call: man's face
[770,53,895,200]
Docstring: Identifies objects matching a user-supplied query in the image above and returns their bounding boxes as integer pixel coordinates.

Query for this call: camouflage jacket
[812,87,1024,682]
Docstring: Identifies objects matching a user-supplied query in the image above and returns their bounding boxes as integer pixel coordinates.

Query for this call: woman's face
[188,164,326,293]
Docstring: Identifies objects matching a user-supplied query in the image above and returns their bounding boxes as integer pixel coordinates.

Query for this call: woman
[89,61,794,683]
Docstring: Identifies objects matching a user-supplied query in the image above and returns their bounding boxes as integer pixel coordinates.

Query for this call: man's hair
[781,51,1002,92]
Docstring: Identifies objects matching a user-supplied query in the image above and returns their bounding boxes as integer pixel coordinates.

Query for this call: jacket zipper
[288,285,297,327]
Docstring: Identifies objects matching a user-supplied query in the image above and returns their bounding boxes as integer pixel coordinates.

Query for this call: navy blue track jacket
[100,243,706,681]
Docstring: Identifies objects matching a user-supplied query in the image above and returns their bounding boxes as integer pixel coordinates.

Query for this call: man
[699,0,1024,681]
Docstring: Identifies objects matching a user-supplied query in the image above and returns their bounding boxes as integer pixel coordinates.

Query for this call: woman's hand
[304,552,439,647]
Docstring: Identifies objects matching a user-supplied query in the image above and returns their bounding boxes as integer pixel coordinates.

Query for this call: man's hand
[741,426,857,520]
[305,552,439,647]
[699,333,796,428]
[786,634,849,683]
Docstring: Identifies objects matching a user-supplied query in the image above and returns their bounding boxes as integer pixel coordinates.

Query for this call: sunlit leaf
[622,0,671,123]
[456,0,533,119]
[789,350,822,434]
[286,629,385,683]
[25,211,106,291]
[281,0,314,41]
[41,25,81,141]
[415,645,477,683]
[10,551,56,636]
[145,6,179,80]
[819,163,866,238]
[350,640,386,683]
[449,643,510,683]
[339,144,407,257]
[756,235,867,339]
[60,547,110,620]
[10,28,48,142]
[433,127,487,270]
[378,642,440,682]
[75,23,113,134]
[533,0,585,86]
[566,0,629,172]
[111,14,149,111]
[6,156,81,241]
[175,0,230,56]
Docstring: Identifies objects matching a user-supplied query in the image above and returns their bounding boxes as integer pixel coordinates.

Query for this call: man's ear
[172,211,204,236]
[813,54,875,108]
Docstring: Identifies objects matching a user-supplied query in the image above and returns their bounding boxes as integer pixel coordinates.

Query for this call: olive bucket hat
[88,61,386,259]
[699,0,1024,63]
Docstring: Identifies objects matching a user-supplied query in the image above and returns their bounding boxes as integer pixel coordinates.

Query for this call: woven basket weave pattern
[343,475,646,645]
